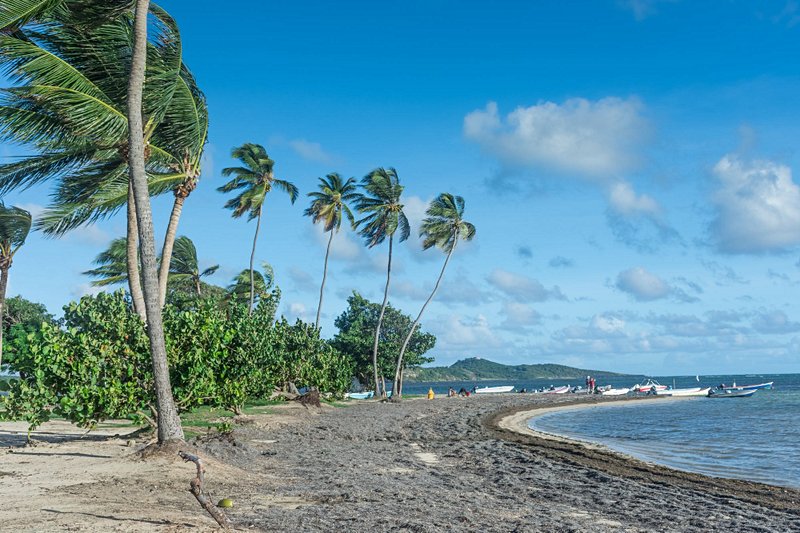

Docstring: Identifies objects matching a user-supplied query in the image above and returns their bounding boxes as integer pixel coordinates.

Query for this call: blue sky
[4,0,800,375]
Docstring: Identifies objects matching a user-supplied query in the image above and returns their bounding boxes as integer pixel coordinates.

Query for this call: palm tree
[391,194,475,398]
[219,143,297,313]
[354,168,410,397]
[0,1,208,317]
[167,236,218,295]
[83,237,131,287]
[127,0,183,444]
[304,173,358,329]
[0,203,31,370]
[227,262,274,305]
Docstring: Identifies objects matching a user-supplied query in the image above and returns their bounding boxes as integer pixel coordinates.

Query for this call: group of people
[585,375,597,393]
[447,387,471,397]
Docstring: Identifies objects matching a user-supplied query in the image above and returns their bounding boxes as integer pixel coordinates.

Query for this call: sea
[405,374,800,489]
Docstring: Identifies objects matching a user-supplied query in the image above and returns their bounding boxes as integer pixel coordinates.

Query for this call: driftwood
[178,451,232,530]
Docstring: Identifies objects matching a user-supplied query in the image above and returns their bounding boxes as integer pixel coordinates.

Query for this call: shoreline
[485,396,800,515]
[1,394,798,531]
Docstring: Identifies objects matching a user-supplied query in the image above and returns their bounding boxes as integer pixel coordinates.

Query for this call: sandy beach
[1,394,798,532]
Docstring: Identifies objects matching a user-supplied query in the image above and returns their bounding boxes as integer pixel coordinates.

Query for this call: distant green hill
[404,357,629,382]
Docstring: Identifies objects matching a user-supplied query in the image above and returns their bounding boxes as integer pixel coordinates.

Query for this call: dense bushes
[2,291,352,429]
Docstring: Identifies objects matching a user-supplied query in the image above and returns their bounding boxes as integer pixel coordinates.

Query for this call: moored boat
[708,388,757,398]
[543,385,570,394]
[473,385,515,394]
[632,379,668,393]
[655,387,710,397]
[600,387,630,396]
[345,391,374,400]
[724,381,773,391]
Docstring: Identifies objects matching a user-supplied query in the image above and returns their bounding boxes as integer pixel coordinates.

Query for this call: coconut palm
[354,167,410,397]
[304,173,358,329]
[167,236,218,295]
[391,194,475,398]
[127,0,182,444]
[227,262,274,305]
[0,1,208,317]
[0,203,31,369]
[219,143,297,313]
[83,237,131,287]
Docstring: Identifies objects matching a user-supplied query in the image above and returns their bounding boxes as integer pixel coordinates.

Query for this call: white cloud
[16,203,45,220]
[430,313,504,350]
[615,267,670,301]
[607,181,661,217]
[402,195,438,262]
[464,98,648,179]
[499,301,541,329]
[288,139,333,164]
[288,266,317,292]
[71,283,103,299]
[311,223,363,261]
[711,155,800,253]
[486,268,565,302]
[285,301,309,322]
[618,0,678,21]
[392,279,429,301]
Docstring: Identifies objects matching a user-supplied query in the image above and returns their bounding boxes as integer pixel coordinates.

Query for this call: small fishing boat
[543,385,570,394]
[632,379,668,393]
[600,387,630,396]
[708,388,757,398]
[345,391,374,400]
[655,387,710,397]
[473,385,515,394]
[724,381,773,391]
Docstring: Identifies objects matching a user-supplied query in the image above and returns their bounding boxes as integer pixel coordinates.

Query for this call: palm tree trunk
[126,183,147,321]
[249,209,263,314]
[127,0,183,444]
[158,194,185,308]
[372,236,393,397]
[0,266,8,370]
[194,277,202,296]
[314,229,334,329]
[392,239,457,398]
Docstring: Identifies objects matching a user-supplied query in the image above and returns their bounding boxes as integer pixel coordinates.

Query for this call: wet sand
[1,394,798,531]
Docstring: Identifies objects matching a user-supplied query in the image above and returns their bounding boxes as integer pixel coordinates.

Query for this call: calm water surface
[528,374,800,488]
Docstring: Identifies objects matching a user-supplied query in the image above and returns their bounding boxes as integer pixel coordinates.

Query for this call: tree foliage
[1,291,353,429]
[331,292,435,388]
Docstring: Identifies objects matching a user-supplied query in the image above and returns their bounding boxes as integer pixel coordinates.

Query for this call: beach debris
[296,389,322,409]
[178,451,232,530]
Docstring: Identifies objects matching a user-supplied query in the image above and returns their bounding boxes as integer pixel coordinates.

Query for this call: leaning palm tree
[304,173,358,329]
[219,143,297,313]
[0,1,208,317]
[83,237,131,287]
[0,203,31,370]
[167,236,218,295]
[354,167,410,397]
[227,262,274,305]
[391,194,475,398]
[127,0,183,444]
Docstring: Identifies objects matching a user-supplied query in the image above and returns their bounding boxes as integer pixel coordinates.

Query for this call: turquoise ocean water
[527,374,800,488]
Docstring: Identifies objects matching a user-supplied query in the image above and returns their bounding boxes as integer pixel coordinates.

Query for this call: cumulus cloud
[310,223,363,262]
[288,139,334,164]
[464,98,648,179]
[429,313,504,350]
[711,155,800,253]
[499,301,541,329]
[607,181,661,217]
[486,268,566,302]
[615,267,697,303]
[752,310,800,335]
[285,301,309,322]
[401,195,439,262]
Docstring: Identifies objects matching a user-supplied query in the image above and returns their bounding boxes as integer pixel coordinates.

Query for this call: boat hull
[345,391,374,400]
[655,387,710,397]
[474,385,515,394]
[543,386,570,394]
[725,381,773,391]
[708,388,757,398]
[600,387,630,396]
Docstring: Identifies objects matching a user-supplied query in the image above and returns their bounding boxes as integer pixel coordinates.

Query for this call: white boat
[632,379,668,393]
[723,381,773,391]
[543,385,570,394]
[600,387,630,396]
[344,391,374,400]
[655,387,710,397]
[708,388,757,398]
[473,385,515,394]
